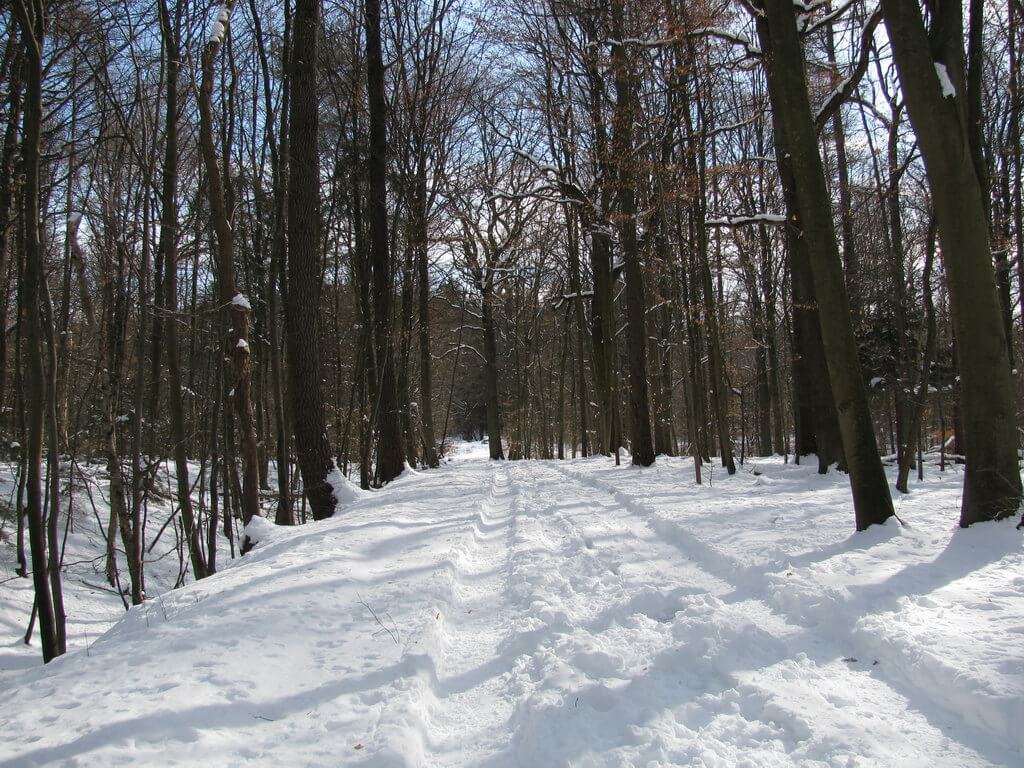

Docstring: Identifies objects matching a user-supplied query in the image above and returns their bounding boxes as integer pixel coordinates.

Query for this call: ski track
[0,449,1019,767]
[367,461,520,766]
[548,461,1022,765]
[537,462,1009,766]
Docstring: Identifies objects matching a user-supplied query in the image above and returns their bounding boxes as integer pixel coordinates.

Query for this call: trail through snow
[1,443,1022,766]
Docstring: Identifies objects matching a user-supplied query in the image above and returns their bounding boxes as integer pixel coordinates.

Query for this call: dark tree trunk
[414,169,438,467]
[610,7,654,467]
[582,22,617,455]
[365,0,405,483]
[198,1,261,531]
[758,0,894,530]
[287,0,337,519]
[481,285,504,460]
[897,219,938,493]
[882,0,1022,525]
[825,19,860,324]
[159,3,207,579]
[14,0,62,661]
[682,73,734,474]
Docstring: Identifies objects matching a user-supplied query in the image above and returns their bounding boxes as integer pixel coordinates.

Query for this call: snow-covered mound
[0,453,1021,766]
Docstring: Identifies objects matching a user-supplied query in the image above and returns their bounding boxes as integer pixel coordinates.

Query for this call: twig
[357,593,400,645]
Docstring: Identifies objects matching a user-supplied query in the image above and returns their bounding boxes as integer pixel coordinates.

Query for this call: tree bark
[481,285,505,460]
[610,0,654,467]
[158,2,207,579]
[198,0,261,532]
[365,0,405,483]
[758,0,894,530]
[287,0,337,519]
[882,0,1022,525]
[13,0,62,661]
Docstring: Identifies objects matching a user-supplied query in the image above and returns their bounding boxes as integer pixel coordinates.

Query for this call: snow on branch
[441,343,485,363]
[689,27,762,59]
[793,0,830,25]
[801,0,857,35]
[603,27,762,60]
[208,4,231,44]
[550,290,595,310]
[705,213,788,228]
[618,36,684,48]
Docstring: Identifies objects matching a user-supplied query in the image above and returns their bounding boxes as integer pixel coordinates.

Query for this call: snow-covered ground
[1,443,1022,766]
[0,459,240,683]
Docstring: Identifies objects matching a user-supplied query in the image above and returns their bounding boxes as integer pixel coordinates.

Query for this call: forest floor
[0,442,1023,766]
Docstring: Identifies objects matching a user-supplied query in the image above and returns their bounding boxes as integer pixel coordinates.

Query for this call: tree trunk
[287,0,337,519]
[897,219,938,493]
[481,285,504,460]
[610,1,654,467]
[198,1,261,531]
[414,168,438,467]
[365,0,405,483]
[14,0,62,661]
[758,0,894,530]
[882,0,1022,525]
[159,3,207,579]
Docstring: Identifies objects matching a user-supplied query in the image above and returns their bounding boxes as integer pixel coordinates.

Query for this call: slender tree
[199,0,261,533]
[13,0,63,661]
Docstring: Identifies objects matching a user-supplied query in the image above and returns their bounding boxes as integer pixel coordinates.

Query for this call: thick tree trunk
[882,0,1022,525]
[610,3,654,467]
[0,43,23,436]
[287,0,337,519]
[759,0,894,530]
[267,1,292,524]
[581,24,617,456]
[365,0,405,483]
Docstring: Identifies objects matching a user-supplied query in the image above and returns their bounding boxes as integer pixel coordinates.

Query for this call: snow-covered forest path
[1,442,1022,766]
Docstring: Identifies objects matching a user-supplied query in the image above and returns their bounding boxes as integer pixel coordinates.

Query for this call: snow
[325,463,367,508]
[208,4,230,44]
[230,293,251,311]
[236,338,249,350]
[0,460,239,683]
[691,27,762,59]
[706,213,787,227]
[0,446,1022,766]
[243,515,277,547]
[935,63,955,98]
